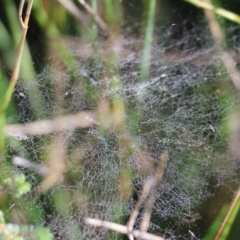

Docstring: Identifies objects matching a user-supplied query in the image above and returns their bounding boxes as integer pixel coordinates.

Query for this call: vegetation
[1,0,240,239]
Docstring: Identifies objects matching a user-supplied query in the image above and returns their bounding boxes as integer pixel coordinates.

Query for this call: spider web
[4,18,240,240]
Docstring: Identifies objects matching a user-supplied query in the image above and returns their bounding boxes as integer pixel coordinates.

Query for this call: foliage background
[1,0,240,239]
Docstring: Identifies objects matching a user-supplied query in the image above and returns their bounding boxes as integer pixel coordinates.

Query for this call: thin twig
[56,0,89,23]
[140,151,168,237]
[202,0,240,91]
[1,0,33,112]
[78,0,109,34]
[22,0,33,27]
[18,0,26,28]
[12,156,49,176]
[5,111,98,136]
[140,194,155,234]
[127,178,155,240]
[85,218,165,240]
[37,134,66,193]
[127,152,168,240]
[214,186,240,239]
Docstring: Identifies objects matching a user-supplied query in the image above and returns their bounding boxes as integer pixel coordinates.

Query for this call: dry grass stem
[85,218,165,240]
[78,0,109,33]
[38,134,66,193]
[19,0,33,28]
[57,0,89,23]
[203,0,240,91]
[214,186,240,239]
[127,152,168,240]
[5,111,98,136]
[12,156,49,176]
[1,0,33,112]
[140,194,156,234]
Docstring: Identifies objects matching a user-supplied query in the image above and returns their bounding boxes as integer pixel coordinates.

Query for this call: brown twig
[127,177,155,240]
[203,0,240,91]
[78,0,109,34]
[37,134,66,193]
[1,0,33,112]
[12,156,49,176]
[140,194,156,234]
[85,218,165,240]
[5,111,98,136]
[214,186,240,240]
[127,151,168,240]
[56,0,89,23]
